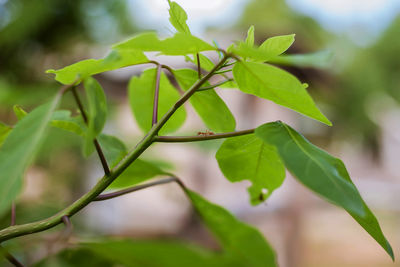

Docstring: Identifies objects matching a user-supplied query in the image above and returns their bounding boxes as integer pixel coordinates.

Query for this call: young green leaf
[50,110,86,136]
[168,0,191,34]
[187,190,277,266]
[113,32,215,55]
[245,25,255,47]
[216,134,285,205]
[13,105,27,120]
[259,34,295,57]
[109,159,168,189]
[83,77,108,157]
[233,61,331,125]
[0,122,12,148]
[46,49,148,85]
[255,121,394,260]
[128,68,186,134]
[232,34,295,62]
[268,50,333,68]
[97,134,127,169]
[0,94,61,217]
[174,68,236,132]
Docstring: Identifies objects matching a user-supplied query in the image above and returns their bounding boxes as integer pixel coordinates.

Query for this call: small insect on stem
[197,130,215,136]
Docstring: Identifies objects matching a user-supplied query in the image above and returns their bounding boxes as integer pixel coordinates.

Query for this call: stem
[71,87,110,176]
[152,64,162,126]
[197,79,233,91]
[0,55,229,243]
[0,245,24,267]
[61,216,72,238]
[10,203,16,226]
[196,53,201,79]
[214,68,232,74]
[155,128,255,142]
[95,177,179,201]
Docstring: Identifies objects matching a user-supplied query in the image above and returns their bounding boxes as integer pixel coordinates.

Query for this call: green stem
[0,55,229,243]
[94,177,180,201]
[154,128,255,143]
[197,79,233,91]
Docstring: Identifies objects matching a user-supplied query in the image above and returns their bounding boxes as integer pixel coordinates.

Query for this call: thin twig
[10,203,16,226]
[197,79,234,91]
[152,64,162,126]
[0,245,24,267]
[196,53,201,79]
[214,68,232,75]
[94,177,185,201]
[71,87,110,176]
[61,216,72,238]
[155,128,255,143]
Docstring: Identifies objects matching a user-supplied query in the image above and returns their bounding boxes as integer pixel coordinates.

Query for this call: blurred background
[0,0,399,266]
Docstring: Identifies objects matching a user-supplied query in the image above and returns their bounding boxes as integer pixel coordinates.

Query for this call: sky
[128,0,400,45]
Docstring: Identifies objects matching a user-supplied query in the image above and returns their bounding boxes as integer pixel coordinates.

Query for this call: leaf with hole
[216,134,285,205]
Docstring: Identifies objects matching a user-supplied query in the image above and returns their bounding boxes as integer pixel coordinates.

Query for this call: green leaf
[232,34,295,62]
[174,69,236,132]
[185,53,215,72]
[255,121,394,260]
[187,190,277,267]
[259,34,295,57]
[109,159,167,189]
[97,134,127,169]
[268,50,333,68]
[216,134,285,205]
[0,122,12,148]
[83,77,108,157]
[50,110,85,136]
[113,32,215,56]
[82,240,227,267]
[0,94,61,217]
[245,25,255,47]
[168,0,191,34]
[33,248,114,267]
[46,49,148,85]
[128,68,186,134]
[233,61,331,125]
[13,105,27,120]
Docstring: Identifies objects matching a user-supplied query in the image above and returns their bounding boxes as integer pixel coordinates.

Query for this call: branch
[0,55,229,243]
[196,53,201,79]
[94,177,185,201]
[71,86,110,176]
[0,245,24,267]
[10,203,16,226]
[154,128,255,143]
[152,64,162,126]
